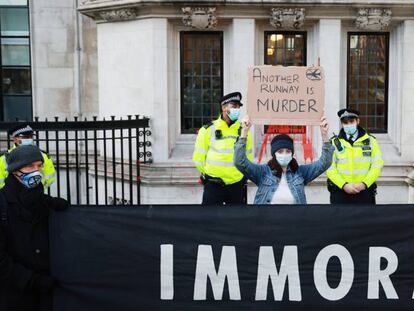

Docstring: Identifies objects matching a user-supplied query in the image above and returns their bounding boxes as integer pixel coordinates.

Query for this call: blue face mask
[18,170,43,189]
[227,108,240,121]
[276,154,293,167]
[20,138,34,146]
[343,124,357,136]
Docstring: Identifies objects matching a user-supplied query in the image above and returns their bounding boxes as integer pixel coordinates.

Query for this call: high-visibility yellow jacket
[327,128,383,189]
[193,117,253,185]
[0,145,56,190]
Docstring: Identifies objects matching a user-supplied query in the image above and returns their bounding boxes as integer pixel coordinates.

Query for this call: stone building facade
[1,0,414,203]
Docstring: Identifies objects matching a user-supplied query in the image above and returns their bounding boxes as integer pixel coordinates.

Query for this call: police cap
[219,92,243,106]
[337,108,360,120]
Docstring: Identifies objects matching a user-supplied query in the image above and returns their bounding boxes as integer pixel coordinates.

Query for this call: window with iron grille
[0,0,31,121]
[264,32,307,134]
[180,32,223,134]
[265,31,306,66]
[347,33,389,133]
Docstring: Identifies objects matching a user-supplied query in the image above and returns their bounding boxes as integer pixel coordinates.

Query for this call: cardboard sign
[247,65,325,125]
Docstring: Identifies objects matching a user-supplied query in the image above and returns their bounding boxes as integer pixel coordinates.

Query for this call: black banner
[51,205,414,310]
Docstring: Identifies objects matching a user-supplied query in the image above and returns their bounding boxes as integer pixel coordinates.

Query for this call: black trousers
[202,179,246,205]
[330,186,376,205]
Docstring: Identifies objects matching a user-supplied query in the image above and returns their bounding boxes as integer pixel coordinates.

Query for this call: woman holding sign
[234,116,333,204]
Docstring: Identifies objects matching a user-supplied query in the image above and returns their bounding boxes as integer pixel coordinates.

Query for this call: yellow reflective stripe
[210,146,234,154]
[353,157,372,163]
[338,169,350,174]
[209,146,249,154]
[206,159,234,167]
[194,148,207,154]
[210,124,239,141]
[336,156,380,165]
[220,136,238,140]
[352,168,370,174]
[335,158,349,164]
[194,161,204,167]
[43,173,56,180]
[373,155,383,160]
[371,163,383,169]
[210,125,217,143]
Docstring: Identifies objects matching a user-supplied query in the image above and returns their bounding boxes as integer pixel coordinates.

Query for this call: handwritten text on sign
[247,66,325,125]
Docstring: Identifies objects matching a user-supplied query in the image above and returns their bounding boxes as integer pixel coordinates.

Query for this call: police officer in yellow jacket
[0,124,56,190]
[193,92,253,205]
[327,108,384,204]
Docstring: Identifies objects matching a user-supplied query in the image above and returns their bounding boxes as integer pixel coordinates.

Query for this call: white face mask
[276,154,293,167]
[20,138,34,146]
[227,108,240,121]
[343,124,357,136]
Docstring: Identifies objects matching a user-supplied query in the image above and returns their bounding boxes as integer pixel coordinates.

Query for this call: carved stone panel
[96,8,138,22]
[80,0,109,5]
[182,7,217,30]
[355,8,392,31]
[270,8,305,30]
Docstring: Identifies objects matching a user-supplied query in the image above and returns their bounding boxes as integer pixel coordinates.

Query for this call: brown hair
[267,156,299,178]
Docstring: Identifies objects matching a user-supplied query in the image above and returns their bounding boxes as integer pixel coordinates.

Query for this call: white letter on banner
[193,245,241,300]
[314,244,354,301]
[255,246,302,301]
[160,244,174,300]
[368,247,399,299]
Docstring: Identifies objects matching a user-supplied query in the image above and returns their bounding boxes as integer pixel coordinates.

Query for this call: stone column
[97,18,170,162]
[407,168,414,203]
[228,19,256,201]
[402,21,414,202]
[317,19,342,133]
[400,20,414,161]
[229,19,256,115]
[151,18,170,162]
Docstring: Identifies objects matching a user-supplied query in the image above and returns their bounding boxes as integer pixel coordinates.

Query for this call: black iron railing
[0,115,152,205]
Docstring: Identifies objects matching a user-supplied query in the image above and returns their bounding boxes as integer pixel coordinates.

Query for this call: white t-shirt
[271,173,296,204]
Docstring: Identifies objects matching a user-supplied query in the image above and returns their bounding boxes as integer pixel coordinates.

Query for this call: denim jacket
[234,138,334,204]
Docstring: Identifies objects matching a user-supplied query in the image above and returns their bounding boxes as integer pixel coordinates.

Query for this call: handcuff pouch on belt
[200,174,225,187]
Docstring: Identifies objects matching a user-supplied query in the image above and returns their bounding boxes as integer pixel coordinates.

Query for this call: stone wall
[30,0,98,119]
[31,0,414,204]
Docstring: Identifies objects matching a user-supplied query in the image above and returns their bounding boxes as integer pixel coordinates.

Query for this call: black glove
[49,197,69,211]
[32,275,57,294]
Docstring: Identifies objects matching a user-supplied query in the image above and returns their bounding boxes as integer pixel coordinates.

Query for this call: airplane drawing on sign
[306,68,322,81]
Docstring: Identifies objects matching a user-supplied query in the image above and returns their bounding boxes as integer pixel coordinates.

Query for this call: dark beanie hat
[271,134,294,155]
[6,145,44,173]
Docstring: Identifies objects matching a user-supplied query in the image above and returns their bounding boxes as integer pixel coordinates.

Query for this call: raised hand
[240,115,252,138]
[320,116,329,142]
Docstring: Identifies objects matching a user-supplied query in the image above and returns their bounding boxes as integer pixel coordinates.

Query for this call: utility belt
[200,174,246,187]
[327,179,377,194]
[200,174,226,187]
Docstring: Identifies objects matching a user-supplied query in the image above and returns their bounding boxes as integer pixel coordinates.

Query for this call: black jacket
[0,174,68,311]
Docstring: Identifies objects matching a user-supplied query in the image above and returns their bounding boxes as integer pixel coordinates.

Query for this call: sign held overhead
[247,65,325,125]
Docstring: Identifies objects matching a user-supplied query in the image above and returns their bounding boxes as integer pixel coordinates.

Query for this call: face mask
[18,170,43,189]
[227,108,240,121]
[343,124,357,136]
[20,138,34,146]
[276,154,292,167]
